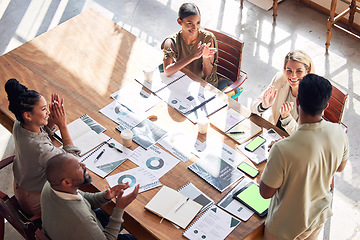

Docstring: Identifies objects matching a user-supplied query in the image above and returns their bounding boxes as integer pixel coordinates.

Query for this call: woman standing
[251,50,315,135]
[5,78,80,215]
[161,3,219,87]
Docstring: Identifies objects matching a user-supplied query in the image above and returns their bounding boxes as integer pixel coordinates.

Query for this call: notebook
[55,117,105,156]
[188,153,244,192]
[183,206,241,240]
[178,182,214,214]
[145,185,202,229]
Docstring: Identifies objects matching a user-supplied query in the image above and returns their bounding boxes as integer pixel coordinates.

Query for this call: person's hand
[202,42,217,59]
[280,102,294,119]
[103,182,130,200]
[115,184,139,210]
[192,41,205,60]
[267,136,285,151]
[49,94,67,129]
[262,86,278,109]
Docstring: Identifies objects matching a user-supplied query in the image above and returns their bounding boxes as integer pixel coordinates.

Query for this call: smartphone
[244,136,266,152]
[233,183,271,217]
[237,162,259,178]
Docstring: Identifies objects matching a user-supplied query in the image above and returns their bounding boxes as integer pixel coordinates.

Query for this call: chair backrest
[323,83,348,124]
[205,28,245,85]
[0,193,37,240]
[0,155,47,240]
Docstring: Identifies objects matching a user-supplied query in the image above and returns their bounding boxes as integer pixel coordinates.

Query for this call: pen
[94,149,105,163]
[106,142,123,153]
[174,198,189,213]
[229,131,245,134]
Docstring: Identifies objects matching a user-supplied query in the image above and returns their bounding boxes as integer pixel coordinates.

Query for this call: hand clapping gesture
[49,94,67,129]
[193,41,217,60]
[280,102,294,119]
[262,86,278,109]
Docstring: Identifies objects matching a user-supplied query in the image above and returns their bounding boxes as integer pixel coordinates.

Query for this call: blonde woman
[251,50,315,135]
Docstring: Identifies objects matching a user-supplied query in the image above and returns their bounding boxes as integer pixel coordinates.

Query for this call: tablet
[233,182,271,217]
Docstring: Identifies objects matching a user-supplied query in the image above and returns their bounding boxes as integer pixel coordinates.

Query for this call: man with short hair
[41,153,139,240]
[260,74,349,240]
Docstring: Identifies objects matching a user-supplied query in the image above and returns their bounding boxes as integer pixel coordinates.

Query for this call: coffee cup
[121,129,133,147]
[198,116,209,134]
[143,66,154,82]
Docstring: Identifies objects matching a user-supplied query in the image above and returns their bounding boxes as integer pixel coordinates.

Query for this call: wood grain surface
[0,9,288,240]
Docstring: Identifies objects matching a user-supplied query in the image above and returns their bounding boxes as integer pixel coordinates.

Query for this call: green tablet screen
[235,184,271,214]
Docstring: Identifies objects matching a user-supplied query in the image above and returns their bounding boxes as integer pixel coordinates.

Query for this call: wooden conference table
[0,10,287,240]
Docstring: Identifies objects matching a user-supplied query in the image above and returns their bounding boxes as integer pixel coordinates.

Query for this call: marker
[229,131,245,134]
[94,149,105,163]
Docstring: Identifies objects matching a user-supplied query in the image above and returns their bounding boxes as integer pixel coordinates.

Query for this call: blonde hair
[283,50,315,73]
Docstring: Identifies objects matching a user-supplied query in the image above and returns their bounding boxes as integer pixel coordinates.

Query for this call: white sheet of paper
[183,206,241,240]
[110,84,160,113]
[129,144,180,179]
[80,138,132,178]
[99,100,145,129]
[106,167,162,195]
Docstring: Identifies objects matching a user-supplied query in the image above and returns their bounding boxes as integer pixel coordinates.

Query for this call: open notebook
[145,186,202,229]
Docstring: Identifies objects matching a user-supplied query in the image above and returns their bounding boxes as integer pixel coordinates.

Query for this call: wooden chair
[323,83,348,132]
[0,156,48,240]
[240,0,299,21]
[205,28,247,100]
[326,0,360,51]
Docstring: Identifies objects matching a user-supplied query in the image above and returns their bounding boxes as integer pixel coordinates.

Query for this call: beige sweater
[13,120,80,192]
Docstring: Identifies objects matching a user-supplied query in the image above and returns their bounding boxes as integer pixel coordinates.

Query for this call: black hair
[5,78,41,122]
[298,74,332,116]
[178,3,200,20]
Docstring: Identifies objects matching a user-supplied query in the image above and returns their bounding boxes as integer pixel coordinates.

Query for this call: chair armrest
[0,155,14,169]
[222,71,247,94]
[0,191,9,201]
[35,229,49,240]
[341,122,348,133]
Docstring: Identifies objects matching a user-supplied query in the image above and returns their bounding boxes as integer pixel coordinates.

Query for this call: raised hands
[262,86,278,109]
[193,41,217,60]
[280,102,294,119]
[49,94,67,129]
[115,184,140,210]
[103,182,130,200]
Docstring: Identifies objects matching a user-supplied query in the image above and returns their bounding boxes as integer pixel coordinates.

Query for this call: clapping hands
[280,102,294,119]
[262,86,278,109]
[193,41,217,60]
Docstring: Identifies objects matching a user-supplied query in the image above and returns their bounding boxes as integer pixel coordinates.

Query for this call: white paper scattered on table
[106,167,162,195]
[110,84,160,113]
[99,100,145,129]
[129,144,180,179]
[183,206,241,240]
[80,138,132,178]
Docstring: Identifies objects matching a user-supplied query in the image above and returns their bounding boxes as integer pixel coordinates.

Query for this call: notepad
[183,206,241,240]
[225,118,262,144]
[178,182,214,214]
[145,185,202,229]
[56,118,105,156]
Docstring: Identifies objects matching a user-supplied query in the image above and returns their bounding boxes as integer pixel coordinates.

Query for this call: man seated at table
[260,74,349,240]
[41,153,139,240]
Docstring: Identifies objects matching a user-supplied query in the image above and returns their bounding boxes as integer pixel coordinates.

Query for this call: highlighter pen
[94,149,105,163]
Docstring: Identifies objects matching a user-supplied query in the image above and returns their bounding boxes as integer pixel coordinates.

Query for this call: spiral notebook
[183,206,241,240]
[80,138,132,178]
[178,182,214,214]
